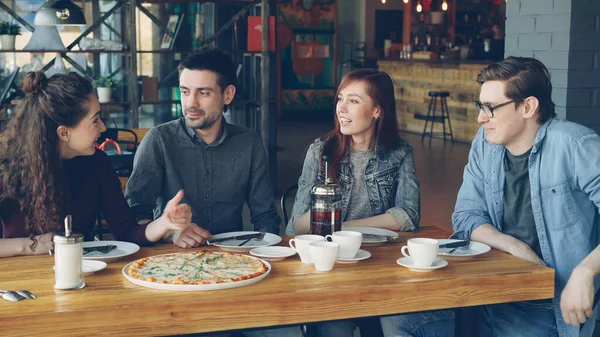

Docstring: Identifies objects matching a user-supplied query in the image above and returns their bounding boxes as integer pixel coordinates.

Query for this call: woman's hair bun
[21,71,47,95]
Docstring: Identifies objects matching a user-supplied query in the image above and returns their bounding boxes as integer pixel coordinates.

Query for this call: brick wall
[505,0,600,130]
[379,60,487,142]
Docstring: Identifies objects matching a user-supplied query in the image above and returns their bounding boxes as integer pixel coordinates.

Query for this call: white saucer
[337,249,372,264]
[396,257,448,272]
[53,260,107,275]
[249,246,297,261]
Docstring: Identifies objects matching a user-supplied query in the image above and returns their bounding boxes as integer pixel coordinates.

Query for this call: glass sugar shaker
[54,215,85,290]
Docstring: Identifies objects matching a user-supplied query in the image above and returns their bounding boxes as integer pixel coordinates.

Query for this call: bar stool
[421,91,454,144]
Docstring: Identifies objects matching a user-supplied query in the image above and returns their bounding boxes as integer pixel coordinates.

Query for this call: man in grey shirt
[126,46,280,249]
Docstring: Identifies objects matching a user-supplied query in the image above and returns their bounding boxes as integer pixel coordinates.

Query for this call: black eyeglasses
[474,100,514,118]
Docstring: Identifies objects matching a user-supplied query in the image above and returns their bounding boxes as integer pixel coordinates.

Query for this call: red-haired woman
[286,69,454,337]
[287,69,419,235]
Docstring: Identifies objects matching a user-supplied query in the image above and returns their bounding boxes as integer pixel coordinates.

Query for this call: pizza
[127,251,268,285]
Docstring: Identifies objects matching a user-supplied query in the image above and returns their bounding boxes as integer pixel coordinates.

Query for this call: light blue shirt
[453,118,600,337]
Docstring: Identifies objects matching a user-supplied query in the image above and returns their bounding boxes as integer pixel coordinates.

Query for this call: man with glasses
[453,56,600,337]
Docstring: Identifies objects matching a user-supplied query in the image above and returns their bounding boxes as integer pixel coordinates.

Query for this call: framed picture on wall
[160,14,184,50]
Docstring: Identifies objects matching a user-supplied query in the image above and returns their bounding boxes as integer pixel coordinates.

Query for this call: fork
[238,229,266,246]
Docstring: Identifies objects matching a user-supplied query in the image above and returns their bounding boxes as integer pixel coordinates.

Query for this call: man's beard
[184,109,220,130]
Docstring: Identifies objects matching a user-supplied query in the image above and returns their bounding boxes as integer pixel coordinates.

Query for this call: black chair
[95,128,139,240]
[100,127,139,150]
[99,128,139,177]
[421,91,454,144]
[281,183,298,225]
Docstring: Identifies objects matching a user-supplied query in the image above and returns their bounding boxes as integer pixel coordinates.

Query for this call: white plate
[396,257,448,272]
[210,231,282,252]
[437,239,491,257]
[337,249,371,264]
[345,227,399,244]
[249,246,296,261]
[121,255,271,291]
[83,241,140,262]
[53,260,107,275]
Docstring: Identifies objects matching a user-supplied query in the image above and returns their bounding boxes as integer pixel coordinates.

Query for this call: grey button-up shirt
[125,118,280,235]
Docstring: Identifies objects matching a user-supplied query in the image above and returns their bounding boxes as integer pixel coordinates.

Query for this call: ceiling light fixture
[34,0,86,26]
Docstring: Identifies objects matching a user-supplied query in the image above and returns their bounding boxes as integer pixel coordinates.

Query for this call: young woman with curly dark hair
[0,71,192,257]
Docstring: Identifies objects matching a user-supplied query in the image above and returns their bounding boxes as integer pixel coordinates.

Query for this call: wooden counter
[378,59,490,143]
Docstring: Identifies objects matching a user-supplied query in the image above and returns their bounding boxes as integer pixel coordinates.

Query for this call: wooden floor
[276,119,471,233]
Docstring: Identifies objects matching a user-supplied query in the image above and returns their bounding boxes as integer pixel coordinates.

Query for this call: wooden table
[0,226,554,336]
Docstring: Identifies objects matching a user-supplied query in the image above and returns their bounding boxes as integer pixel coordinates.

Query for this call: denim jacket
[286,137,420,235]
[453,118,600,337]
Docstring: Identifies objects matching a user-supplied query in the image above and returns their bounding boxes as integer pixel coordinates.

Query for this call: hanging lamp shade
[34,0,86,26]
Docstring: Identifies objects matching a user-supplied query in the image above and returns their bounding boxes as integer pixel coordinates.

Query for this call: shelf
[0,102,130,108]
[291,28,336,34]
[139,99,277,105]
[0,99,279,108]
[136,50,276,55]
[0,0,283,129]
[0,49,272,55]
[134,0,290,4]
[139,0,261,3]
[101,102,130,106]
[140,100,180,105]
[0,50,129,54]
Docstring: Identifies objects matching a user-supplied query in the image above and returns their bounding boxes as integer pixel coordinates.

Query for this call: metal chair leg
[422,96,434,142]
[441,97,447,142]
[429,97,437,145]
[444,97,454,142]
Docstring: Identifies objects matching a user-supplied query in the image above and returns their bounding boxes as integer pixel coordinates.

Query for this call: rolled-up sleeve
[385,147,420,232]
[125,128,165,222]
[286,142,320,235]
[452,128,493,240]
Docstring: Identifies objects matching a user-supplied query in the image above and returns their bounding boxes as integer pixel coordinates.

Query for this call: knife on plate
[206,232,262,245]
[49,244,117,255]
[439,240,470,249]
[83,245,117,254]
[362,233,396,241]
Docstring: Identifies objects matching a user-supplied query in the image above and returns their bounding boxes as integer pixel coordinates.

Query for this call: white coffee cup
[401,238,439,267]
[309,241,340,272]
[325,231,362,259]
[289,234,325,263]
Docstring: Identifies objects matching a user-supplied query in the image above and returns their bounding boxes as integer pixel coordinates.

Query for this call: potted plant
[0,22,21,50]
[93,77,114,103]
